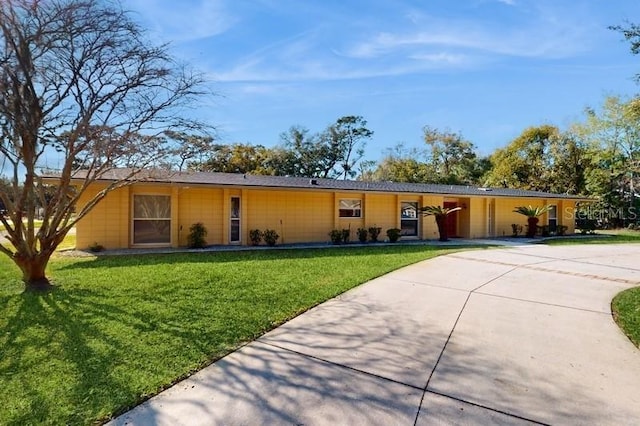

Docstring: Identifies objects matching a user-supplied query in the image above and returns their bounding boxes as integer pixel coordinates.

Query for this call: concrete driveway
[109,244,640,425]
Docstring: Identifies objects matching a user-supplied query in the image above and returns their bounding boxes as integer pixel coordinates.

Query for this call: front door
[444,201,458,237]
[230,197,240,243]
[548,205,557,233]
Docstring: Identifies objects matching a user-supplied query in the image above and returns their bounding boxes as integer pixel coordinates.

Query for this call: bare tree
[0,0,208,291]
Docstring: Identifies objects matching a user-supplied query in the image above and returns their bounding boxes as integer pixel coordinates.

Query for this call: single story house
[63,169,589,250]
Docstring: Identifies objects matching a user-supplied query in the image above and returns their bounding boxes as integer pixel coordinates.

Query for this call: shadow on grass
[110,287,625,426]
[0,285,246,425]
[58,244,488,271]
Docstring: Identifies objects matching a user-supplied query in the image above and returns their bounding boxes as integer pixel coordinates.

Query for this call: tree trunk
[526,217,539,238]
[435,214,448,242]
[14,252,54,292]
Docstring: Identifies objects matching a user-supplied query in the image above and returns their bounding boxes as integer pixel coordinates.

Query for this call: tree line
[180,95,639,227]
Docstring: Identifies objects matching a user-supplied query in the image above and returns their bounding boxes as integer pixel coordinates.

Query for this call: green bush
[249,229,263,246]
[557,225,568,236]
[341,228,350,244]
[368,226,382,242]
[187,222,208,248]
[329,229,343,245]
[263,229,279,246]
[511,224,523,237]
[386,228,401,243]
[88,242,105,253]
[357,227,368,243]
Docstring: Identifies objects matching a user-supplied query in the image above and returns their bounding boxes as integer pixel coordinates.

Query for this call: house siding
[72,181,582,250]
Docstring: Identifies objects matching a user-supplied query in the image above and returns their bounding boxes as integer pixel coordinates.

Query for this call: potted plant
[420,205,462,242]
[513,205,552,238]
[386,228,401,243]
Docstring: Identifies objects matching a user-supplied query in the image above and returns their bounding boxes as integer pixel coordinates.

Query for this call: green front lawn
[0,245,476,425]
[543,230,640,245]
[613,287,640,349]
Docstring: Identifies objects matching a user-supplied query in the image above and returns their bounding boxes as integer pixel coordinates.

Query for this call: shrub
[329,229,343,245]
[88,242,105,253]
[511,224,523,237]
[187,222,208,248]
[249,229,263,246]
[357,227,368,243]
[263,229,279,246]
[386,228,401,243]
[368,226,382,242]
[539,225,550,237]
[557,225,568,236]
[341,228,350,244]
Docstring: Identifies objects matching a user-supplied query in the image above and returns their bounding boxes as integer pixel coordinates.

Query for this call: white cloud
[127,0,236,43]
[345,17,588,61]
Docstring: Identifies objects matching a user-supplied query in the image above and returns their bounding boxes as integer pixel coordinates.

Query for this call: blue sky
[128,0,640,161]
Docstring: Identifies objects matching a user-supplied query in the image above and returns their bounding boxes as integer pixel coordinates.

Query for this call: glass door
[548,205,557,233]
[230,197,240,243]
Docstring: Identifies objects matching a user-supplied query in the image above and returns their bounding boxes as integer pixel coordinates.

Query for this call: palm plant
[513,205,552,238]
[420,205,462,242]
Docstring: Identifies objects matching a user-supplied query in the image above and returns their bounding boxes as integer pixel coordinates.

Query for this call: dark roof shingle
[49,168,590,200]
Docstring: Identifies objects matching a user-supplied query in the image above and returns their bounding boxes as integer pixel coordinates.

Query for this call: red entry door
[443,201,458,237]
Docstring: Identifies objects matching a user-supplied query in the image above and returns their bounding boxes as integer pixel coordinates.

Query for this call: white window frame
[339,199,362,218]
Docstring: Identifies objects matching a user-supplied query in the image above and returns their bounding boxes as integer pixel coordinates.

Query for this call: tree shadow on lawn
[111,291,622,426]
[57,244,487,271]
[0,286,249,425]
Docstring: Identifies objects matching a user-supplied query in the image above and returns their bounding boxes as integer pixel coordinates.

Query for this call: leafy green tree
[192,143,275,174]
[329,115,374,179]
[610,22,640,82]
[278,126,333,177]
[0,0,206,291]
[423,126,484,184]
[573,96,640,223]
[484,125,556,191]
[359,144,435,183]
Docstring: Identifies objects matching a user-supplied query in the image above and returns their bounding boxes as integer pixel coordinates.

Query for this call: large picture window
[133,195,171,245]
[401,202,419,236]
[339,199,362,218]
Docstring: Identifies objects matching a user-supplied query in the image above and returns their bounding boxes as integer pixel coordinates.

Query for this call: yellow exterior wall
[246,189,334,244]
[561,200,577,234]
[75,184,130,250]
[467,197,486,239]
[420,195,444,239]
[74,182,581,249]
[363,193,397,233]
[177,187,224,246]
[495,198,532,237]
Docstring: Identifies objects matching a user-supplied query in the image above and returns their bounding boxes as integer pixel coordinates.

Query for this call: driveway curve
[110,244,640,425]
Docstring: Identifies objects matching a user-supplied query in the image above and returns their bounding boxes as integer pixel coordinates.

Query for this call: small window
[401,202,419,236]
[339,199,362,218]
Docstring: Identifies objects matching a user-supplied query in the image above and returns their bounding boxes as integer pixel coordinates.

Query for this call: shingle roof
[51,168,591,200]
